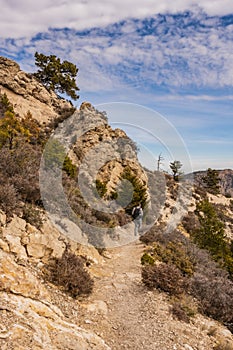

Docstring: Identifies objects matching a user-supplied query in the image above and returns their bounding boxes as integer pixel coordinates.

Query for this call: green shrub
[43,139,66,170]
[120,166,148,214]
[141,253,155,265]
[191,199,233,277]
[144,241,195,277]
[63,156,77,178]
[201,168,221,195]
[0,92,14,115]
[160,241,194,276]
[95,179,107,198]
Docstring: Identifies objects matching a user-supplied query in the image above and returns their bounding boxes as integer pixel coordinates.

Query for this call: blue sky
[0,0,233,173]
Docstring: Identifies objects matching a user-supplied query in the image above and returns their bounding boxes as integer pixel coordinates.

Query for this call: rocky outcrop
[193,169,233,197]
[0,212,109,349]
[218,169,233,197]
[72,105,148,200]
[0,249,110,350]
[0,56,73,124]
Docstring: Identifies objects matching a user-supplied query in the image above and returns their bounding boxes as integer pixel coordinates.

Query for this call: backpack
[132,207,141,219]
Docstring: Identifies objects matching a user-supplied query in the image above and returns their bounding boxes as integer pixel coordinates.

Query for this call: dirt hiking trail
[77,240,215,350]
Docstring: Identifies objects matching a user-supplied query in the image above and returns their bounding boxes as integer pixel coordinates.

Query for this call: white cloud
[0,0,233,39]
[2,11,233,96]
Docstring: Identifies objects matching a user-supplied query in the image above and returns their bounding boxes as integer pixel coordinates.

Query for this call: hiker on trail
[132,203,143,236]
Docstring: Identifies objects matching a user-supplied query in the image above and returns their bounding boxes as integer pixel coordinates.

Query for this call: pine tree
[170,160,183,181]
[34,52,79,100]
[192,199,233,276]
[202,168,220,195]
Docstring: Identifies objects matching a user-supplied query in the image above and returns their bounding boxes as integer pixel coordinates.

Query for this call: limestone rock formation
[0,56,73,124]
[0,249,110,350]
[0,213,109,349]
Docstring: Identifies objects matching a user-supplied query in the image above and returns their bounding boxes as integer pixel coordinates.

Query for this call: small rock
[86,300,108,315]
[184,345,194,350]
[85,319,93,324]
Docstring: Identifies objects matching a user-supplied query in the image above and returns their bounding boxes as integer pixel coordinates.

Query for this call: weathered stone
[26,243,51,259]
[78,244,104,265]
[0,250,49,301]
[184,345,194,350]
[39,220,66,259]
[2,216,26,237]
[85,300,108,315]
[0,292,110,350]
[4,235,27,259]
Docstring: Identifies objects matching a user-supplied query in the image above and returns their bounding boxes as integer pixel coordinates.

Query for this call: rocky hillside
[0,56,233,349]
[0,214,110,349]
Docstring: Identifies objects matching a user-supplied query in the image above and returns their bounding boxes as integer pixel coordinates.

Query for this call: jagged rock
[0,56,73,124]
[4,234,27,259]
[0,250,50,300]
[2,215,26,236]
[0,293,110,349]
[80,101,94,111]
[0,250,110,349]
[78,244,105,265]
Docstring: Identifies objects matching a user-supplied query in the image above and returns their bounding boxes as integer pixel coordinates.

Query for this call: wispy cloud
[1,11,233,97]
[1,0,233,39]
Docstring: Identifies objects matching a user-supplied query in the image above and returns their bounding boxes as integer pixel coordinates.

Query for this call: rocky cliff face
[193,169,233,197]
[0,56,73,124]
[218,169,233,196]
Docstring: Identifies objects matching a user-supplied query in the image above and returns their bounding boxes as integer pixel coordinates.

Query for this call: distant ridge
[192,169,233,197]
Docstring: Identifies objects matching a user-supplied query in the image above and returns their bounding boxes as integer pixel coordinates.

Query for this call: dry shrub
[140,223,166,244]
[22,203,44,229]
[0,182,19,217]
[170,301,190,323]
[170,295,198,323]
[190,272,233,325]
[142,263,188,296]
[46,249,94,298]
[182,211,200,233]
